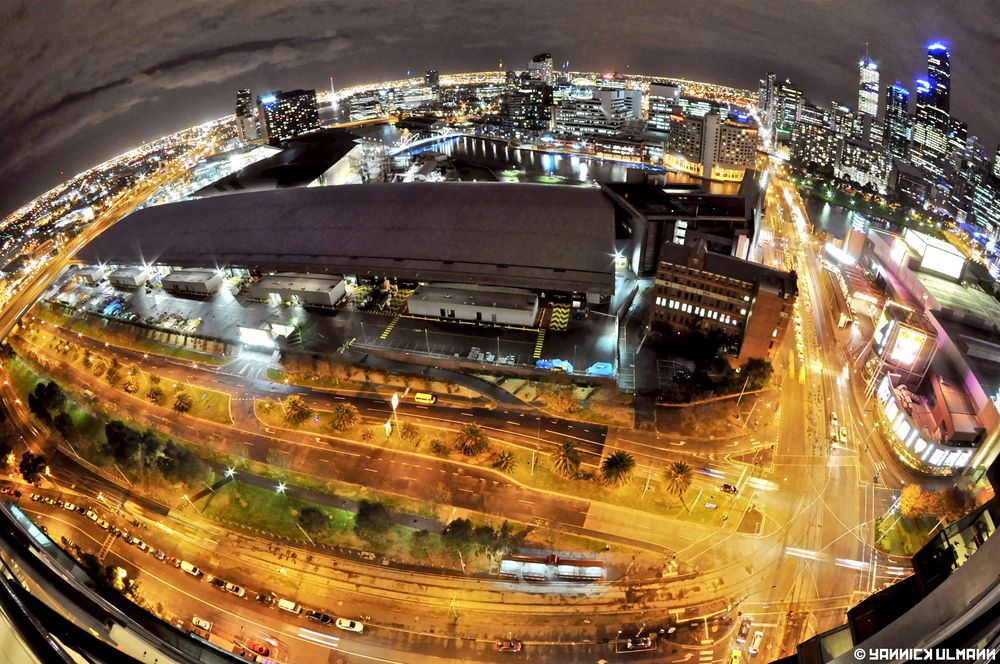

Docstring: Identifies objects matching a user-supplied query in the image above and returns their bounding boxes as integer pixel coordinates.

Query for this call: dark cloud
[2,0,999,217]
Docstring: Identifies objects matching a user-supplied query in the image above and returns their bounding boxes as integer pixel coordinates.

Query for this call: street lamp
[225,467,236,478]
[276,482,286,494]
[390,393,401,441]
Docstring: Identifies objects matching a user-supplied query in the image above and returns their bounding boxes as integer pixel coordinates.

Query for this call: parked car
[210,577,227,590]
[150,549,166,561]
[839,427,849,444]
[255,592,276,607]
[335,618,364,633]
[496,640,523,652]
[306,610,333,625]
[223,582,246,598]
[721,483,738,495]
[191,616,212,632]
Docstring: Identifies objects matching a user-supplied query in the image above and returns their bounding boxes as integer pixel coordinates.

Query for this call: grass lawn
[17,327,232,425]
[268,366,475,400]
[255,398,745,527]
[199,481,456,566]
[31,304,228,365]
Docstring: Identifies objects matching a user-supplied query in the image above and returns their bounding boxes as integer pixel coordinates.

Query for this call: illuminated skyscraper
[993,144,1000,179]
[927,42,951,114]
[528,53,554,85]
[883,83,911,161]
[910,79,949,179]
[857,55,880,118]
[257,89,320,145]
[235,88,258,142]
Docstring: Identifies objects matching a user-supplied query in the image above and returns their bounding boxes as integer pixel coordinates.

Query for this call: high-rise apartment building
[666,112,758,181]
[235,88,258,142]
[758,72,776,125]
[883,83,911,161]
[528,53,553,85]
[857,55,880,118]
[257,89,320,145]
[500,74,552,134]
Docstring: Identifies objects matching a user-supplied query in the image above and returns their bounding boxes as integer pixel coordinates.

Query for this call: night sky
[2,0,998,218]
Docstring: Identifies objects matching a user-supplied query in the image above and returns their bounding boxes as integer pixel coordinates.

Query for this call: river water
[397,134,740,194]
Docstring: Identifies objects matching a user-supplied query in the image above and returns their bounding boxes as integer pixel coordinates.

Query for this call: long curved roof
[76,182,617,294]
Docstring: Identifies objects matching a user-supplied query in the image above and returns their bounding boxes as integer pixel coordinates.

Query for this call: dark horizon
[2,0,999,218]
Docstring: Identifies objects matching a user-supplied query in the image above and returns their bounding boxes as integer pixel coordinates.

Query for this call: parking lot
[49,271,619,378]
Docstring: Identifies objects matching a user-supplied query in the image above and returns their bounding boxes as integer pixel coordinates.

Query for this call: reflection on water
[805,195,854,240]
[400,135,739,193]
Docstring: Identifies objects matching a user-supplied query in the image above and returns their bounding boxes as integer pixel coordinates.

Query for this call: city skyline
[2,0,1000,217]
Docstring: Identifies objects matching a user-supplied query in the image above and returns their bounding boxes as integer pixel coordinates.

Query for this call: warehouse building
[108,266,149,289]
[407,284,539,327]
[161,269,223,296]
[74,266,105,284]
[75,182,620,304]
[249,273,347,308]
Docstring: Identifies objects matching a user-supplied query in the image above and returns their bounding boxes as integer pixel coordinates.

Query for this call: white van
[277,598,302,615]
[748,630,765,656]
[413,392,437,405]
[179,561,202,577]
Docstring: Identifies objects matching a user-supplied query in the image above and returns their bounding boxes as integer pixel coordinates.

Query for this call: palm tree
[283,395,312,425]
[455,424,489,456]
[492,450,517,473]
[663,461,693,509]
[330,403,360,431]
[360,428,376,443]
[400,421,419,441]
[551,441,581,478]
[601,450,636,486]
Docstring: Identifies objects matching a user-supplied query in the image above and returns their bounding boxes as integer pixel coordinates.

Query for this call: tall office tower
[257,89,320,145]
[235,88,258,142]
[528,53,554,85]
[648,83,681,134]
[993,145,1000,179]
[910,79,949,179]
[857,55,880,118]
[927,42,951,114]
[773,79,803,135]
[883,83,911,160]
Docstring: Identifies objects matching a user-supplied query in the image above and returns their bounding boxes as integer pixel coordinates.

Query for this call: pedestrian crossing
[698,649,714,662]
[532,329,546,359]
[548,303,570,331]
[380,315,400,340]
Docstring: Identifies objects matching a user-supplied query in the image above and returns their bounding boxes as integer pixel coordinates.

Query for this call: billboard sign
[889,326,926,367]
